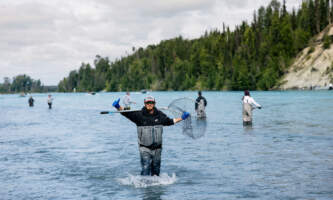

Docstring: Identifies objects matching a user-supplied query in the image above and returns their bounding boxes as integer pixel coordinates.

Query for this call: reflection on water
[141,186,165,200]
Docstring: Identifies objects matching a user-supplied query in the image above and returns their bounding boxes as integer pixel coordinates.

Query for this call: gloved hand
[112,98,120,109]
[181,111,190,120]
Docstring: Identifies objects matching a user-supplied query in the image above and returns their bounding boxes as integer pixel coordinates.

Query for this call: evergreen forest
[58,0,333,92]
[0,75,56,94]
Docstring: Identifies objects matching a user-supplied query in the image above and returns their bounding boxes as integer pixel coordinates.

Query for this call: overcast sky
[0,0,302,85]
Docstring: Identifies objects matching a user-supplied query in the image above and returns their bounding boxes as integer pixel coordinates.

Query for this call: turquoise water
[0,91,332,200]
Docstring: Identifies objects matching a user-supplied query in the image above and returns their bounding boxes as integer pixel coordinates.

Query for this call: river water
[0,91,332,200]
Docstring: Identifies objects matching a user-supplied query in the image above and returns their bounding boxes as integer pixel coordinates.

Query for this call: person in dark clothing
[28,96,34,107]
[113,96,189,176]
[195,91,207,118]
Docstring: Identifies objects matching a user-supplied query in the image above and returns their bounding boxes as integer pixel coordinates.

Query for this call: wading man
[28,96,34,107]
[47,94,53,109]
[112,96,189,176]
[195,91,207,118]
[122,92,136,110]
[242,90,261,126]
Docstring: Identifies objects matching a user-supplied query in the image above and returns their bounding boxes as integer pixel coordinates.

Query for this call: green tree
[57,0,325,92]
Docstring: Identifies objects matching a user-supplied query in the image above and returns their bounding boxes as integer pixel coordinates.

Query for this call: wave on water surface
[116,173,177,188]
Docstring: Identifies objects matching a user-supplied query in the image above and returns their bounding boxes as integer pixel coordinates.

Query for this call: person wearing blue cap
[112,95,190,176]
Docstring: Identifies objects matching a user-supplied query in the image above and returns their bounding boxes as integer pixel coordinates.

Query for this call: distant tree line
[58,0,332,92]
[0,74,56,94]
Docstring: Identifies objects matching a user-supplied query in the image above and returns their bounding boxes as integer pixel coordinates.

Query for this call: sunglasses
[145,101,155,105]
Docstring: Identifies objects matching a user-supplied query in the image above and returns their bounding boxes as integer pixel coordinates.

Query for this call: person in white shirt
[122,92,136,110]
[47,94,53,109]
[242,90,261,126]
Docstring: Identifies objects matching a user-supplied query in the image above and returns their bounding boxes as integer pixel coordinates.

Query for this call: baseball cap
[144,96,155,103]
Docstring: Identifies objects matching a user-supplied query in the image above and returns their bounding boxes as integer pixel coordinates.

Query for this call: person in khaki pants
[242,90,261,126]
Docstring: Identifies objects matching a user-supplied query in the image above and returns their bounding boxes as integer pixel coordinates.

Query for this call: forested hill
[0,74,56,94]
[58,0,332,92]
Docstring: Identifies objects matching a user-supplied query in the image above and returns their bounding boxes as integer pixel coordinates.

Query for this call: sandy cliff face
[279,25,333,90]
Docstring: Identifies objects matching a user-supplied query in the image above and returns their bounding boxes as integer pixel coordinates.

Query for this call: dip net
[163,97,207,139]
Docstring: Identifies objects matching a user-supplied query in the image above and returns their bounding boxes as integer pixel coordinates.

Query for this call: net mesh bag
[165,97,207,139]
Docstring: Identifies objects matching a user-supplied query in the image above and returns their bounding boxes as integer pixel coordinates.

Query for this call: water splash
[116,173,177,188]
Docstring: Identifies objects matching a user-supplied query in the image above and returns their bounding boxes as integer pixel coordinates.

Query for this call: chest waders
[137,125,163,176]
[29,99,34,107]
[242,102,253,126]
[197,99,206,119]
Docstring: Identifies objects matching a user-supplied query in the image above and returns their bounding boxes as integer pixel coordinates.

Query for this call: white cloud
[0,0,303,85]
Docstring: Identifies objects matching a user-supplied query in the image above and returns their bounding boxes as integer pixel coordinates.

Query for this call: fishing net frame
[161,97,207,139]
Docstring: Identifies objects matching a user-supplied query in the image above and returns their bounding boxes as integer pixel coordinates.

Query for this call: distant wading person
[195,91,207,119]
[242,90,261,126]
[122,92,136,110]
[47,95,53,109]
[28,96,34,107]
[112,96,190,176]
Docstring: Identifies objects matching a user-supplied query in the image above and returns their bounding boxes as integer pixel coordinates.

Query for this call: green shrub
[323,35,331,49]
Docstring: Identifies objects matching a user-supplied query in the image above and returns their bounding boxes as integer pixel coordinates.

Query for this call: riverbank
[279,25,333,90]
